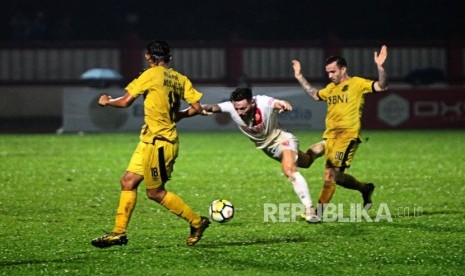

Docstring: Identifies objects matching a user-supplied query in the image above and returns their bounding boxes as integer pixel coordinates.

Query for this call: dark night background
[1,0,464,43]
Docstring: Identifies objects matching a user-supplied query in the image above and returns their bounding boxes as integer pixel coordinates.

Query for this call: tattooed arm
[373,45,389,91]
[292,60,320,100]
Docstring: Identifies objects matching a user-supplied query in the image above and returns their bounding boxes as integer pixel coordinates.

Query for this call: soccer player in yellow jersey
[292,45,388,215]
[91,40,210,248]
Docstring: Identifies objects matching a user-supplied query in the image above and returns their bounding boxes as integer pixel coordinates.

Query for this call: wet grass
[1,130,464,275]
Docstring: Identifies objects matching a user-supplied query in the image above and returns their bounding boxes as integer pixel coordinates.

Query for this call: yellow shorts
[126,140,179,189]
[324,137,360,170]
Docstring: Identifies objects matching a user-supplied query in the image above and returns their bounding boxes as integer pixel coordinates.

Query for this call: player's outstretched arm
[175,102,205,122]
[202,104,222,114]
[292,60,319,100]
[274,99,293,114]
[373,45,389,91]
[98,92,135,108]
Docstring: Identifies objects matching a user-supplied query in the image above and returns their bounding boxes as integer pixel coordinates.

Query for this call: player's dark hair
[146,40,172,64]
[230,87,253,102]
[326,56,347,68]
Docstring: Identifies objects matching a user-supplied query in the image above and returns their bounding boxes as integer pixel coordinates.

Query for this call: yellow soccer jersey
[317,76,375,139]
[126,66,203,143]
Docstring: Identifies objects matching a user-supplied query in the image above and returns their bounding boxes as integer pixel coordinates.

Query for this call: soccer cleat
[299,207,321,223]
[91,232,128,248]
[362,183,375,211]
[186,216,210,246]
[305,206,321,224]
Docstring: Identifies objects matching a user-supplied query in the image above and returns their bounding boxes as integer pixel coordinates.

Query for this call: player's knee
[282,165,297,178]
[120,174,141,190]
[324,168,336,182]
[307,141,325,158]
[146,187,166,203]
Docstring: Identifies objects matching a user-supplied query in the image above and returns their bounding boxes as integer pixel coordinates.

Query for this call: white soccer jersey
[217,95,282,148]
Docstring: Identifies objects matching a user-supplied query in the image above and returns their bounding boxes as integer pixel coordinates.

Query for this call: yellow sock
[161,192,202,227]
[113,190,137,234]
[319,181,336,204]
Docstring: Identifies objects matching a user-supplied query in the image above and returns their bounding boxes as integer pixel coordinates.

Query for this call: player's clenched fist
[98,95,112,106]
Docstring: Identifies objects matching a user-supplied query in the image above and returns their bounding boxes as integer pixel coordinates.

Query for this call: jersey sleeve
[357,77,375,94]
[217,101,233,113]
[317,85,330,101]
[181,76,203,104]
[125,70,151,98]
[256,95,276,107]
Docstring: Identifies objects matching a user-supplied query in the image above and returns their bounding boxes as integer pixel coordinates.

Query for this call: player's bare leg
[308,140,325,159]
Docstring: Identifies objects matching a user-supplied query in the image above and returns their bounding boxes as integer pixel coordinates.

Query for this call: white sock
[288,172,313,209]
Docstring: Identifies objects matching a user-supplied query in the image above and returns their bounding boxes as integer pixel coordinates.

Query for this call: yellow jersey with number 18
[126,66,203,144]
[317,76,375,139]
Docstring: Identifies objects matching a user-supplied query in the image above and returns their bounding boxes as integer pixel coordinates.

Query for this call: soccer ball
[209,199,234,223]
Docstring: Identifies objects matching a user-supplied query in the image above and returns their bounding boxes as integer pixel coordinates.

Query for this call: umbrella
[80,68,123,80]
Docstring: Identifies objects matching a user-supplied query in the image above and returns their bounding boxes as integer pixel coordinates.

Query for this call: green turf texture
[1,130,464,275]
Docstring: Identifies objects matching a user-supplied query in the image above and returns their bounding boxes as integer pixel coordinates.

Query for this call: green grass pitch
[1,130,464,275]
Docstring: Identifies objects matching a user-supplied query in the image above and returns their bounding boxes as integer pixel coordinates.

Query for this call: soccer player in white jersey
[203,87,319,223]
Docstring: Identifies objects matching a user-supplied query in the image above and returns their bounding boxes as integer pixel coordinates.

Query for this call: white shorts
[261,131,299,161]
